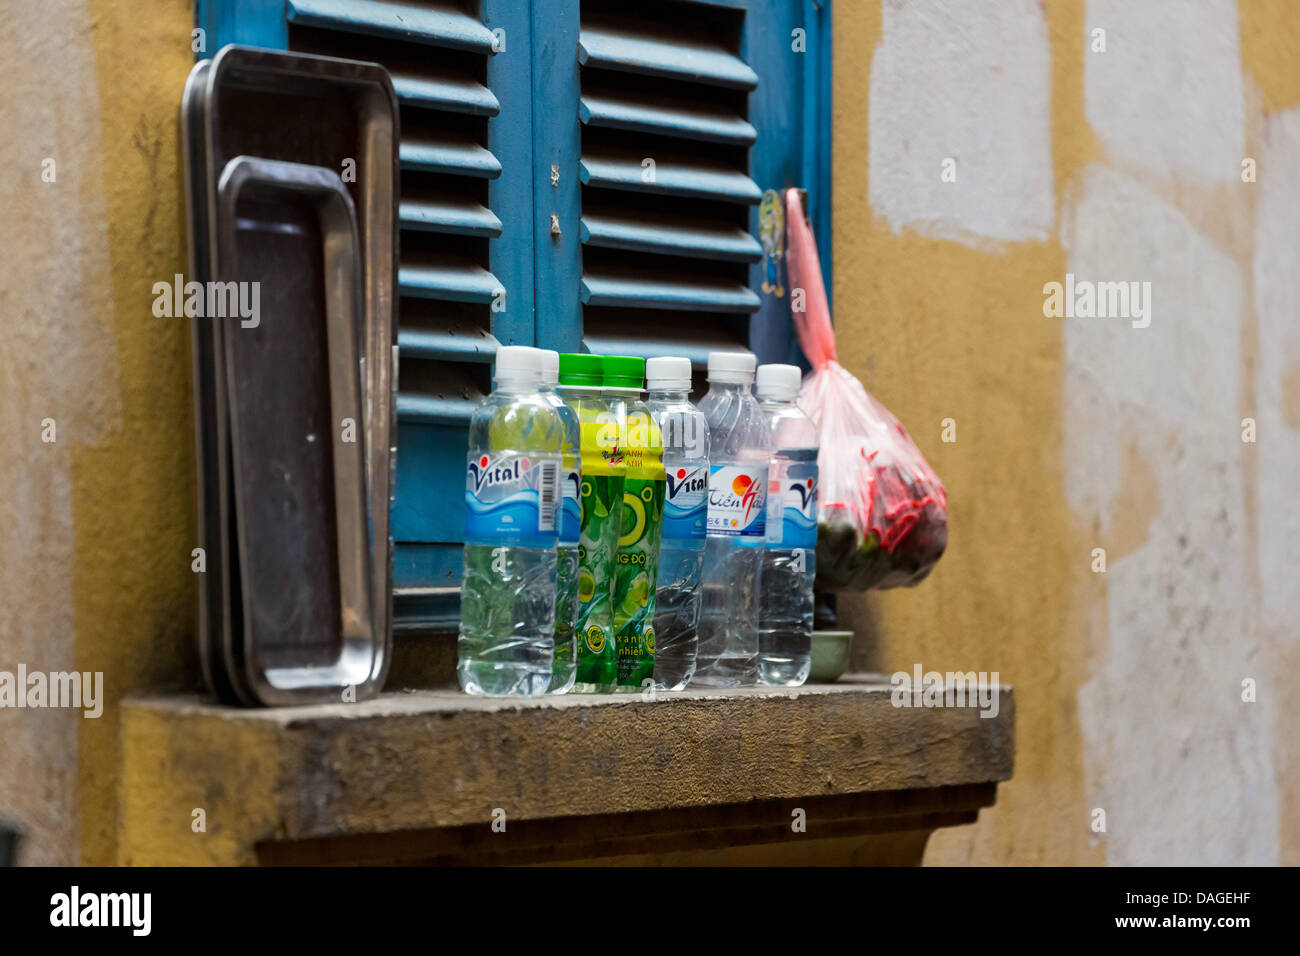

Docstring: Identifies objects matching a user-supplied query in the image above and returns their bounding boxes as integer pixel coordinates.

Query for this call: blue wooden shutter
[194,0,831,633]
[196,0,535,630]
[533,0,832,375]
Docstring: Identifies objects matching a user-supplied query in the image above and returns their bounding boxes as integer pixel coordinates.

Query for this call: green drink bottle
[559,353,623,692]
[604,356,666,692]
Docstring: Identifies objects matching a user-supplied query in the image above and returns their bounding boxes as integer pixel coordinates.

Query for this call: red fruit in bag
[785,189,947,591]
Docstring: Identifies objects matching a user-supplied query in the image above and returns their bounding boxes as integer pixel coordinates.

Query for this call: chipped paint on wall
[867,0,1055,245]
[1084,0,1245,185]
[0,0,124,866]
[845,0,1299,865]
[1063,164,1278,865]
[1252,107,1300,863]
[1253,108,1300,634]
[839,0,1102,867]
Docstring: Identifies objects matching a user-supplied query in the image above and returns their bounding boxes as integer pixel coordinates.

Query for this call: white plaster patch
[867,0,1054,245]
[1084,0,1245,184]
[0,0,121,865]
[1253,108,1300,635]
[1063,165,1277,865]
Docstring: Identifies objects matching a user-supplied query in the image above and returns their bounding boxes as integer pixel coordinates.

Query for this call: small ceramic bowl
[809,630,854,682]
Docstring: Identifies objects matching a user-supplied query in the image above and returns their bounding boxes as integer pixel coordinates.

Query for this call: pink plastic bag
[785,189,947,590]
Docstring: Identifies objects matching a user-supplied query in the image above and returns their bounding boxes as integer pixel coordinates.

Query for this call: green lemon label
[614,407,665,688]
[570,397,624,688]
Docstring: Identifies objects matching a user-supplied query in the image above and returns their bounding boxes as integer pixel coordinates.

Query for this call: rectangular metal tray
[182,46,399,704]
[216,156,375,703]
[182,58,243,702]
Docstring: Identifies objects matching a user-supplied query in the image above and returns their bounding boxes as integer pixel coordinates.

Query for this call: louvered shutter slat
[400,257,503,304]
[579,93,755,145]
[401,195,502,238]
[580,211,761,262]
[578,26,758,90]
[398,325,497,363]
[400,134,502,179]
[581,274,760,313]
[389,69,500,116]
[287,0,498,54]
[580,153,761,203]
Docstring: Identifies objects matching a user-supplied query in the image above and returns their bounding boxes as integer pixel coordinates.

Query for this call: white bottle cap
[538,348,560,385]
[494,345,543,381]
[756,363,802,400]
[706,350,756,384]
[646,356,692,390]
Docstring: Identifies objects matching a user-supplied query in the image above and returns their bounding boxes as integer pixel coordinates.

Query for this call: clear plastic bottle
[756,364,818,686]
[458,346,562,697]
[540,350,580,694]
[646,356,709,690]
[695,351,769,686]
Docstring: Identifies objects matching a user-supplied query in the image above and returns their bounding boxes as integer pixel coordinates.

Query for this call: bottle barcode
[538,461,558,532]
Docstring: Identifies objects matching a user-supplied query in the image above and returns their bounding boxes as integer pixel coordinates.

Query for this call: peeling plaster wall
[868,0,1055,245]
[0,0,119,867]
[837,0,1299,864]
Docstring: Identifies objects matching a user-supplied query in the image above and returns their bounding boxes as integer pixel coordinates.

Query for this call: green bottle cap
[601,355,645,389]
[558,352,603,386]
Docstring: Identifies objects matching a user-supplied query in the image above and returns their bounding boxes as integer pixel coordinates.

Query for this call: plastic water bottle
[560,353,623,692]
[646,356,709,690]
[756,364,818,686]
[540,350,580,694]
[458,346,562,697]
[695,351,769,686]
[604,356,666,692]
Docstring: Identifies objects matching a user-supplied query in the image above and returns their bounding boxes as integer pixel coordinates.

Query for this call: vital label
[707,464,768,538]
[464,452,560,546]
[767,462,818,549]
[662,464,708,541]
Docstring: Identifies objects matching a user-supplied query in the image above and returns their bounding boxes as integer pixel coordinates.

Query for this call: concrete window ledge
[120,677,1014,865]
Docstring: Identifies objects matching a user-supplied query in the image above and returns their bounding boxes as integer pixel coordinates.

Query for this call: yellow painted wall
[74,0,199,868]
[832,0,1300,865]
[831,0,1098,867]
[0,0,196,865]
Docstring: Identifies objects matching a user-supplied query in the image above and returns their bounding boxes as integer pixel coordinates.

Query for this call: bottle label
[707,464,768,538]
[576,472,621,681]
[464,452,559,546]
[662,463,708,541]
[768,462,818,549]
[560,467,581,546]
[570,398,625,686]
[614,477,665,687]
[615,408,665,688]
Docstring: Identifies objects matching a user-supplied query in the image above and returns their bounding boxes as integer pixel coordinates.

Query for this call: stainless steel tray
[183,57,247,702]
[216,156,375,704]
[182,46,399,704]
